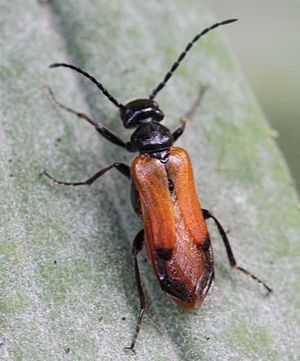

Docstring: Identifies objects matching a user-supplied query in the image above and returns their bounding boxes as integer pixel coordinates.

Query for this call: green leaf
[1,1,299,360]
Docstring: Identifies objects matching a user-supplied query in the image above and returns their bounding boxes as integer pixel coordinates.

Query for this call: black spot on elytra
[160,275,192,301]
[156,247,173,260]
[200,237,210,251]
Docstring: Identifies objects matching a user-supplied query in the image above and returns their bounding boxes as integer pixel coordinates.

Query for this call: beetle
[42,19,272,351]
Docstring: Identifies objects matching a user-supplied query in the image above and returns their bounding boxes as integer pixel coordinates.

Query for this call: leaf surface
[1,1,299,360]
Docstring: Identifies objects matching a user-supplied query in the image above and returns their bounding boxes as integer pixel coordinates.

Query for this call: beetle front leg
[173,86,207,142]
[41,162,130,186]
[173,118,187,142]
[202,209,272,293]
[46,86,133,151]
[125,229,146,352]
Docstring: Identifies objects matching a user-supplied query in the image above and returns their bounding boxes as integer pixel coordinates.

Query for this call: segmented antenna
[149,19,238,100]
[49,63,125,109]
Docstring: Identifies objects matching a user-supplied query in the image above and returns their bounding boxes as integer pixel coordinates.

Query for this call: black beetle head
[120,98,164,128]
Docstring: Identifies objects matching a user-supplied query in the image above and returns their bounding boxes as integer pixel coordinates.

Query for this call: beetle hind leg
[124,230,146,352]
[202,209,272,293]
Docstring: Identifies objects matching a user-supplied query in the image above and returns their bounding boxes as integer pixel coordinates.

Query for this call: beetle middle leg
[125,229,146,352]
[46,86,132,151]
[202,209,272,293]
[173,85,208,142]
[41,162,130,186]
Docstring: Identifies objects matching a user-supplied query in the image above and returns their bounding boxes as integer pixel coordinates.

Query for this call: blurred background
[211,1,300,193]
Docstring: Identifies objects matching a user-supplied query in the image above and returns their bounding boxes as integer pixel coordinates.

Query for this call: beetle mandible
[42,19,272,351]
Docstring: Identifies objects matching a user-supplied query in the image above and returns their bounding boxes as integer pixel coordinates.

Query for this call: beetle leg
[173,117,187,142]
[202,209,272,293]
[41,162,130,186]
[46,86,133,151]
[184,85,208,119]
[130,180,142,217]
[125,229,146,352]
[173,86,208,142]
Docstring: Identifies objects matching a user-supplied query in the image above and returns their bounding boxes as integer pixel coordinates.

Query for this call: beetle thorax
[130,122,174,155]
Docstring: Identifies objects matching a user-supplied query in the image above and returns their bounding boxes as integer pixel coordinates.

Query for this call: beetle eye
[121,108,133,120]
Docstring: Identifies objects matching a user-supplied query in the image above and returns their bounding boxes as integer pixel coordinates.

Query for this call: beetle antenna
[49,63,125,109]
[149,19,238,100]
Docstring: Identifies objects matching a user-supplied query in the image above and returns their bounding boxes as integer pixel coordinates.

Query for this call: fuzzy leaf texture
[0,1,299,360]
